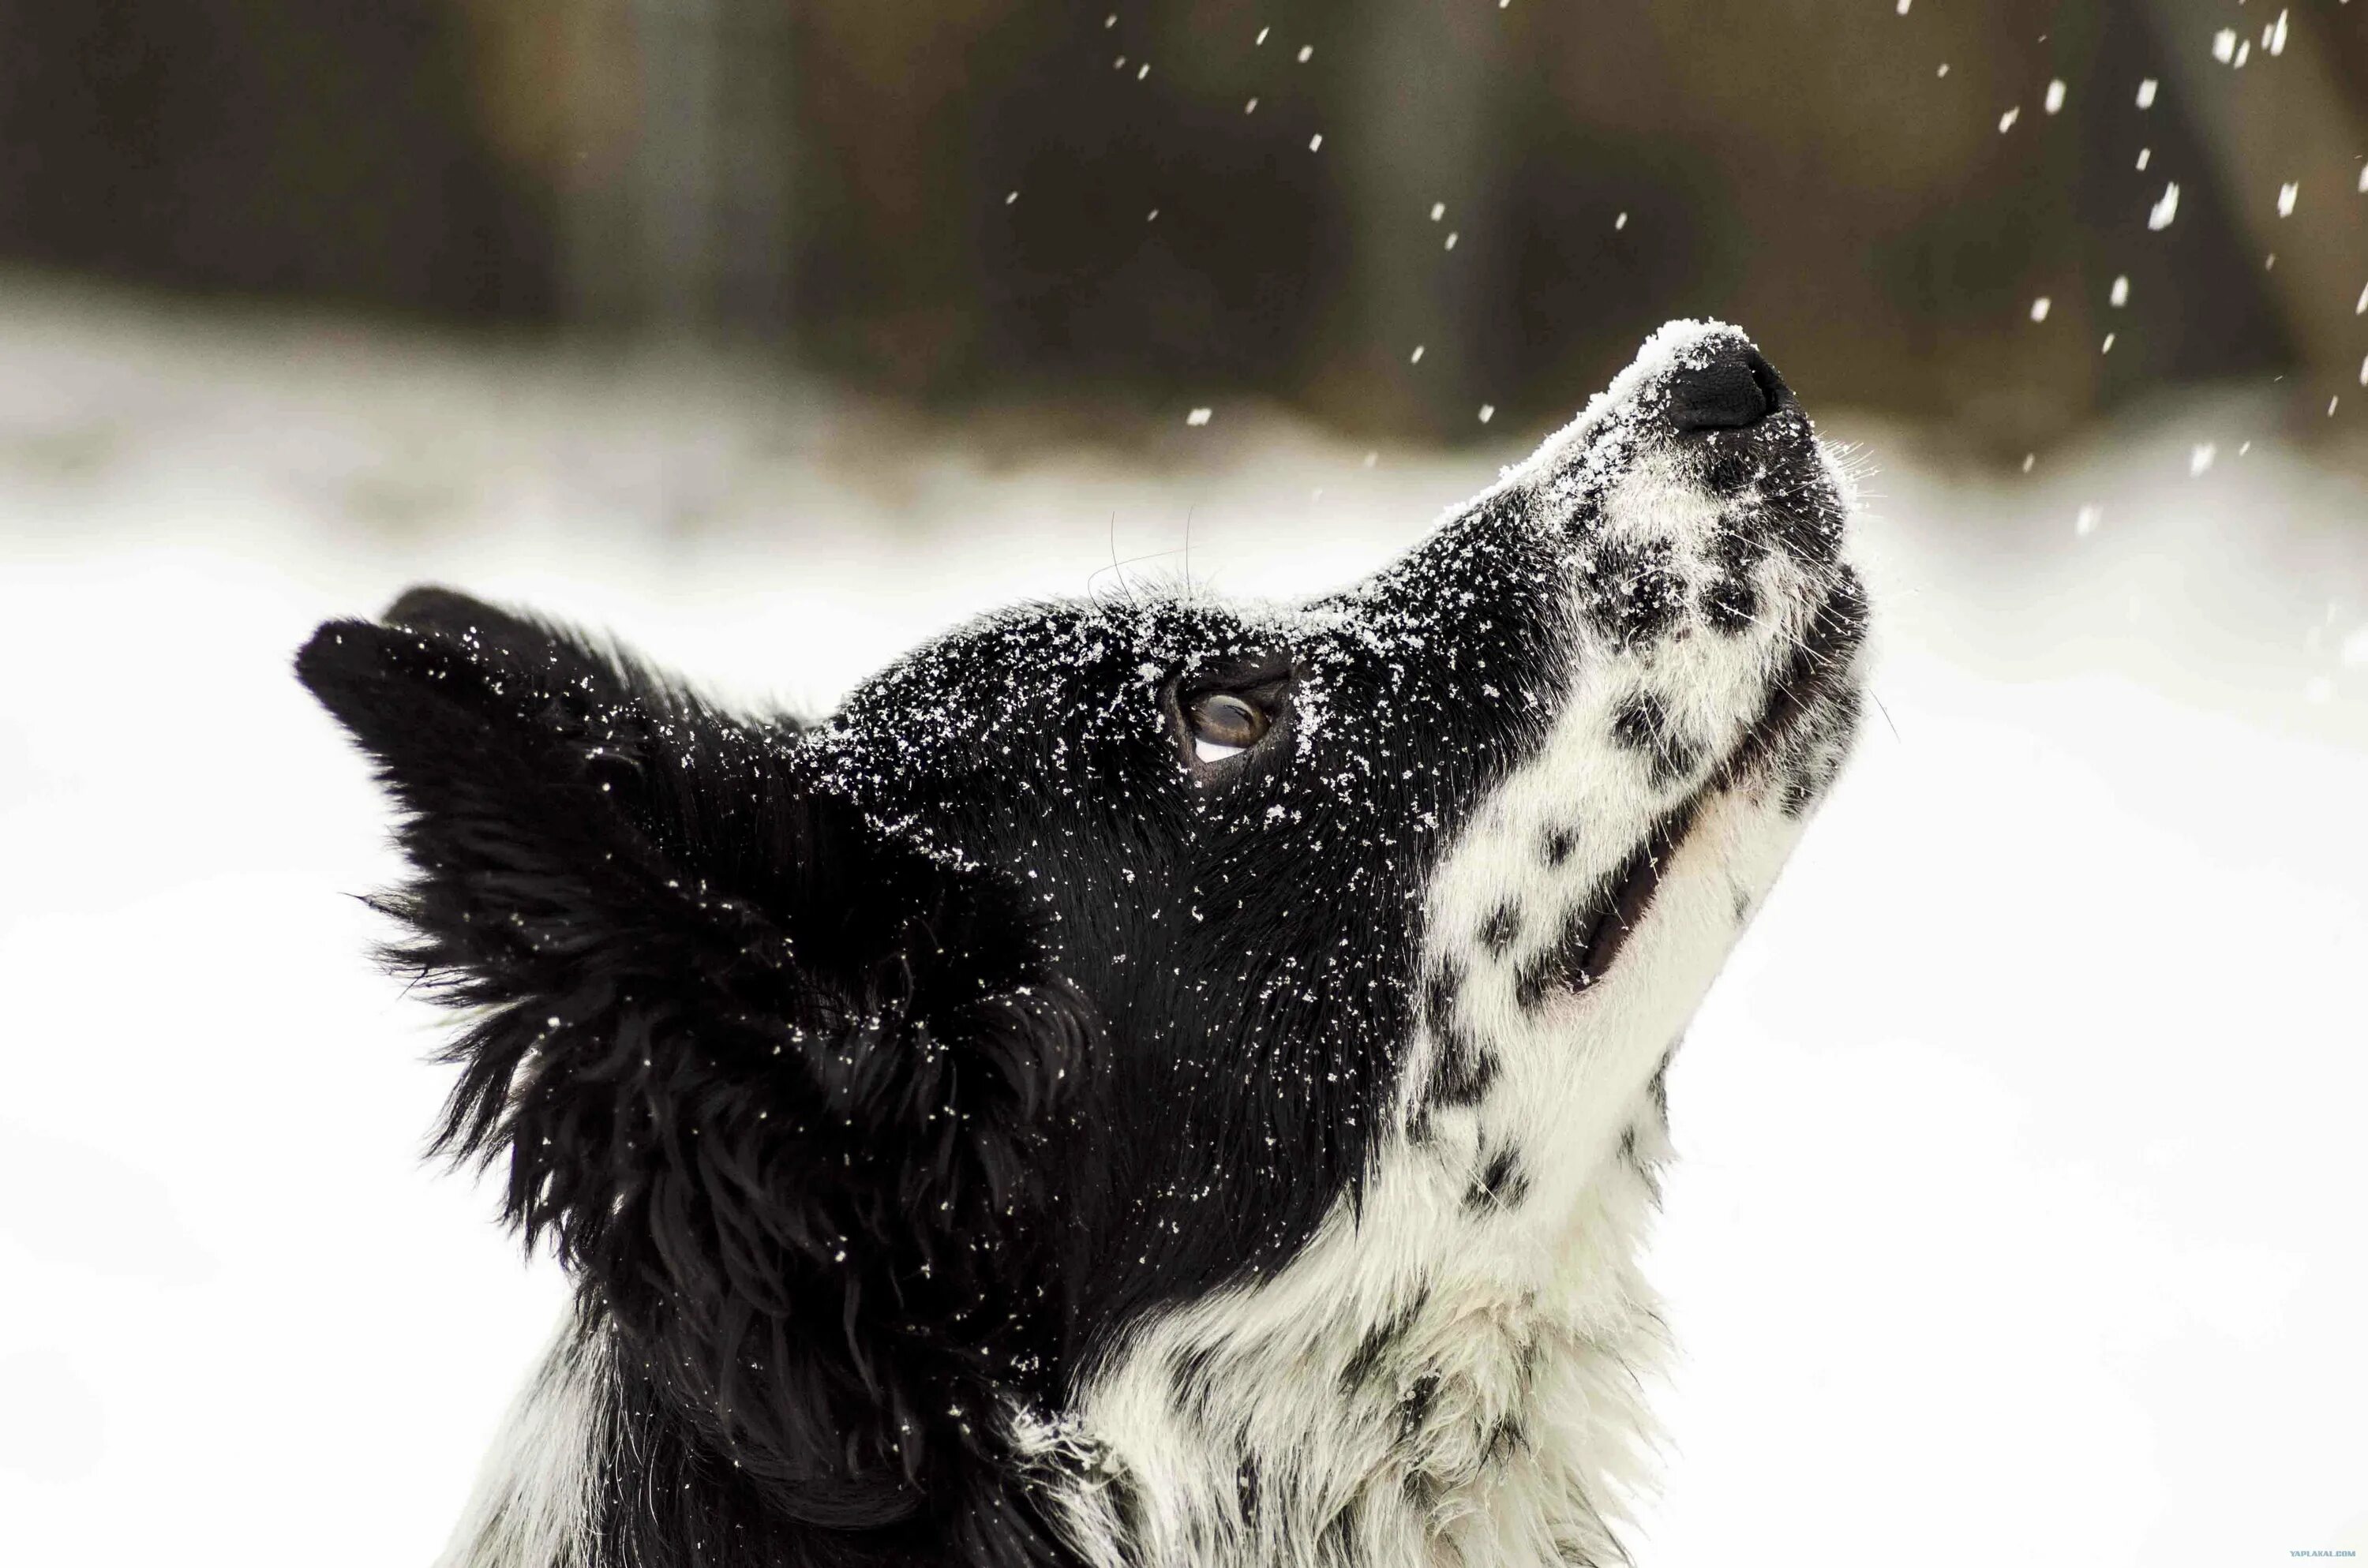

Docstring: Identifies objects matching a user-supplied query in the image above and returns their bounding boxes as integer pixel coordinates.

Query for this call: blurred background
[2,0,2366,443]
[1,2,2362,1566]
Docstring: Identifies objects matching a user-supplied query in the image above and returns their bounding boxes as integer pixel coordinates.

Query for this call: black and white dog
[300,321,1866,1568]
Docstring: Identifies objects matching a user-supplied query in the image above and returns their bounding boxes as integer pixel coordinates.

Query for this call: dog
[298,320,1867,1568]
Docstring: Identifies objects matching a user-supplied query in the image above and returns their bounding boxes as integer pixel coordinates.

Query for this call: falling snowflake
[2148,182,2181,230]
[2110,275,2130,307]
[2189,443,2217,477]
[2075,504,2101,537]
[2136,78,2158,109]
[1185,407,1212,427]
[2045,80,2066,114]
[1999,107,2021,133]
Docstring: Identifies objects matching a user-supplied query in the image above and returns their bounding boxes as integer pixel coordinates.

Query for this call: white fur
[436,1321,609,1568]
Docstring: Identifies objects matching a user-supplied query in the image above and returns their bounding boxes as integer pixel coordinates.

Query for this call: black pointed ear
[297,589,1091,1534]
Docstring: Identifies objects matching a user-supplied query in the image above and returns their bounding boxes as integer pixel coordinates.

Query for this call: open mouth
[1519,586,1864,1004]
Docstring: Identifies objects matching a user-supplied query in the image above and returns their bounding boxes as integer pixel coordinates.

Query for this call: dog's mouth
[1529,589,1863,998]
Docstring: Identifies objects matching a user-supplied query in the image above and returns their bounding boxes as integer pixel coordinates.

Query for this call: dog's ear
[297,589,1089,1545]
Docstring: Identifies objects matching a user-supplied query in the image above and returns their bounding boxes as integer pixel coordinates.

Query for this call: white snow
[2136,77,2158,109]
[2045,79,2066,114]
[2,283,2363,1567]
[2278,181,2299,217]
[2149,181,2182,230]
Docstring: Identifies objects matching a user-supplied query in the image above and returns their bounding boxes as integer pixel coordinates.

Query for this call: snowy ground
[2,281,2362,1566]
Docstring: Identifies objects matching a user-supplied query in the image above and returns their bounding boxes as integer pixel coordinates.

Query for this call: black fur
[1611,694,1699,787]
[299,481,1568,1565]
[1463,1147,1531,1214]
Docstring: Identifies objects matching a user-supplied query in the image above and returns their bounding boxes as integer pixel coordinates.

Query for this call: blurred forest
[1,0,2363,452]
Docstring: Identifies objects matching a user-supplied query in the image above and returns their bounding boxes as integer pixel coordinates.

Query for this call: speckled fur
[1038,324,1866,1568]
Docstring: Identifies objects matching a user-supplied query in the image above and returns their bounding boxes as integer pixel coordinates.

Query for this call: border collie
[299,320,1867,1568]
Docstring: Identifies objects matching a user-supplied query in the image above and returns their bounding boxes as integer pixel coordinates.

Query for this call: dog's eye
[1186,691,1270,763]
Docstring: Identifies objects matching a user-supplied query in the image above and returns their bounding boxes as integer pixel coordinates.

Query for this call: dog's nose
[1664,346,1786,432]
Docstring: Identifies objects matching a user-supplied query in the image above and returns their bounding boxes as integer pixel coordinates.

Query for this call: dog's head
[302,322,1865,1564]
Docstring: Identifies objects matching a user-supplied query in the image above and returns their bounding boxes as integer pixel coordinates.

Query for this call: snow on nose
[1661,342,1785,432]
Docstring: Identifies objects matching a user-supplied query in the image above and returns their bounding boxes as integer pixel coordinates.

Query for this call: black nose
[1665,346,1786,432]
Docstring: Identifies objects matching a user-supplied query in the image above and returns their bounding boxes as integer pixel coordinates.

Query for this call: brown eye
[1186,691,1270,762]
